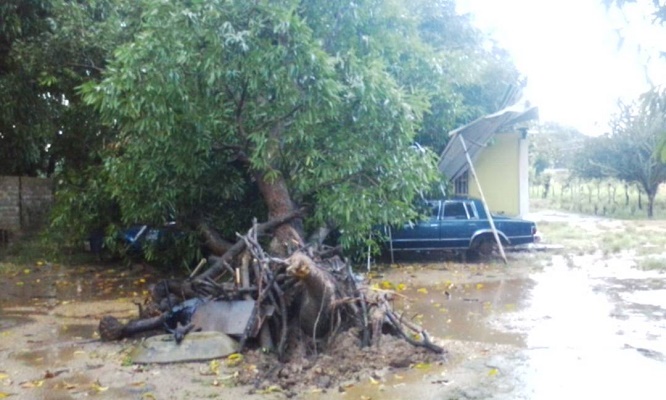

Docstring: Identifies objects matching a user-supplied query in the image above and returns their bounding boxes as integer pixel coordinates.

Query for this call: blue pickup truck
[380,198,538,256]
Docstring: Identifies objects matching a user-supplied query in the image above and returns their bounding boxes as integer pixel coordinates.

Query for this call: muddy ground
[1,210,665,399]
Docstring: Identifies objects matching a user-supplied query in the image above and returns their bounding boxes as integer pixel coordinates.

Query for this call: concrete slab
[131,331,239,364]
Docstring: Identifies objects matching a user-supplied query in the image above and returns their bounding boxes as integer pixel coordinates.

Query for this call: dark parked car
[379,198,538,256]
[85,222,180,258]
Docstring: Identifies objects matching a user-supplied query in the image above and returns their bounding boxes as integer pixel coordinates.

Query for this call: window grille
[454,171,469,196]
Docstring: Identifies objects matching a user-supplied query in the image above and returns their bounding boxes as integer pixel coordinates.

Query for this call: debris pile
[98,217,444,386]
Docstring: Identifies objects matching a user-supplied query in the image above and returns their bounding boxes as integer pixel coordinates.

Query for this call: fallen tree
[98,216,444,364]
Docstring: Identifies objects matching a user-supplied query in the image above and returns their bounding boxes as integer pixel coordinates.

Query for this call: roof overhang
[437,101,539,181]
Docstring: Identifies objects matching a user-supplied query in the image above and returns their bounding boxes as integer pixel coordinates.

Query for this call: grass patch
[536,221,597,253]
[0,262,21,274]
[531,178,666,220]
[0,232,100,266]
[637,256,666,271]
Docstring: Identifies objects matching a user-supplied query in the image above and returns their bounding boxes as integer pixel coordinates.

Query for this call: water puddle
[396,278,533,346]
[494,253,666,399]
[0,263,158,308]
[13,346,83,367]
[57,324,97,340]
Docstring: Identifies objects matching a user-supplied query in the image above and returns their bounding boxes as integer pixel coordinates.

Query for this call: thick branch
[195,208,305,281]
[198,222,234,256]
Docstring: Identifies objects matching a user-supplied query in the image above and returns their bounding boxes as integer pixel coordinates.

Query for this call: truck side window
[428,201,440,219]
[463,202,476,218]
[443,202,468,219]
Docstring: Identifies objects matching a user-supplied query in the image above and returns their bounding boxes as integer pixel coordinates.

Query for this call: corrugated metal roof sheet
[437,101,539,180]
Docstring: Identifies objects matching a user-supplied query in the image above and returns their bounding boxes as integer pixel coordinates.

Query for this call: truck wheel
[472,236,496,257]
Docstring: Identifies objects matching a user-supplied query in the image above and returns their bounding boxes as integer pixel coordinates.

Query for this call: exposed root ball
[286,252,338,338]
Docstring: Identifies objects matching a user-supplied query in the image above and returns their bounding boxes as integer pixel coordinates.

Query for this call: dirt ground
[1,210,665,399]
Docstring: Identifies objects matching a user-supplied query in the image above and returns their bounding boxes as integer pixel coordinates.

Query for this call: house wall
[468,131,525,216]
[0,176,54,242]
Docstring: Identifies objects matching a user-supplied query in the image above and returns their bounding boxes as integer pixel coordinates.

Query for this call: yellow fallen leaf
[417,288,428,294]
[20,380,44,388]
[142,393,156,400]
[488,368,499,376]
[91,381,108,392]
[226,353,243,366]
[23,269,31,275]
[0,373,8,380]
[36,261,44,266]
[258,385,282,394]
[476,283,484,290]
[413,363,431,370]
[0,392,13,398]
[209,359,220,375]
[380,281,394,290]
[369,376,380,385]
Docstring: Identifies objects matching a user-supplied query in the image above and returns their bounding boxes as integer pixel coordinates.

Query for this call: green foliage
[640,86,666,163]
[4,0,521,266]
[0,0,136,176]
[78,0,469,251]
[570,99,666,217]
[530,122,585,171]
[603,2,666,162]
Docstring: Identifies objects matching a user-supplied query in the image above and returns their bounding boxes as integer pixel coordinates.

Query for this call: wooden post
[458,135,508,264]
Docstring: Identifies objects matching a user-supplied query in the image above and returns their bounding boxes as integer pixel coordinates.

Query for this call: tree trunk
[254,169,304,256]
[647,192,655,219]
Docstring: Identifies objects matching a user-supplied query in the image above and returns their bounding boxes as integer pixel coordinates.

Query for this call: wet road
[486,253,666,400]
[338,248,666,400]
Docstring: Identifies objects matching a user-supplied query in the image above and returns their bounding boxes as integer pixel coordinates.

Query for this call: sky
[456,0,666,135]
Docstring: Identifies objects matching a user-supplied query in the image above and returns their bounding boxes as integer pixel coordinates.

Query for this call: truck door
[390,200,441,250]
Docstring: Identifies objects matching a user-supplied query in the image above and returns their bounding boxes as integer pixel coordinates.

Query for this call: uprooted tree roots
[99,217,444,382]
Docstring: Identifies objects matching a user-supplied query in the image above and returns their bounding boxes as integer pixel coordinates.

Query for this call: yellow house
[438,101,538,217]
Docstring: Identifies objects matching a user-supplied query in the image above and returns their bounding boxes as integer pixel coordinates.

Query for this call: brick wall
[0,176,54,237]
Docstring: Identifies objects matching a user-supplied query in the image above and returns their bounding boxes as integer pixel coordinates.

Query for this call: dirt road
[1,210,665,399]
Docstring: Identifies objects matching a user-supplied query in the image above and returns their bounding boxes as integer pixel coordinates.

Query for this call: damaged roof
[437,100,539,181]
